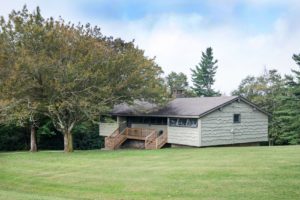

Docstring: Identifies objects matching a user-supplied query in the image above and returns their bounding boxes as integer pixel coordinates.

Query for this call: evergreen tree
[191,47,220,96]
[274,54,300,144]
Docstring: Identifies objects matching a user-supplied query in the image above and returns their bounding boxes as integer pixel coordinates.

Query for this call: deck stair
[105,127,167,150]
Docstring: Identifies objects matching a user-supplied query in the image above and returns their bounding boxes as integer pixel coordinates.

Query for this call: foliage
[0,124,28,151]
[191,47,220,97]
[166,71,196,97]
[72,122,104,150]
[0,6,167,152]
[0,121,103,151]
[166,72,188,93]
[0,6,51,152]
[273,54,300,144]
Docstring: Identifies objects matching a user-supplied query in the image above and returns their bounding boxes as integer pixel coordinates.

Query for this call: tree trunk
[63,130,73,153]
[30,125,37,152]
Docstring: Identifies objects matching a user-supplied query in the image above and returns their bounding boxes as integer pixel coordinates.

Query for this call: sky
[1,0,300,94]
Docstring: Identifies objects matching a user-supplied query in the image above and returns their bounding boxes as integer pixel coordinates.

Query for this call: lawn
[0,146,300,200]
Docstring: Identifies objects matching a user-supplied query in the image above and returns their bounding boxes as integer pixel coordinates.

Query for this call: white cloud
[95,12,300,94]
[0,1,300,95]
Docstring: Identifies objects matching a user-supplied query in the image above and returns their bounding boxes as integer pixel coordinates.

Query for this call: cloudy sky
[1,0,299,94]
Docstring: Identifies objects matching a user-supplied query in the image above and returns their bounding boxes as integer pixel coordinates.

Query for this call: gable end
[199,96,271,119]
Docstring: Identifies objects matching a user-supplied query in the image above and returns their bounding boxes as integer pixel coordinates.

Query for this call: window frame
[168,118,198,128]
[233,114,241,124]
[127,117,167,125]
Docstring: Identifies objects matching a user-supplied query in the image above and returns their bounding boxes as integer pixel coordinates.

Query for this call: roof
[111,96,270,118]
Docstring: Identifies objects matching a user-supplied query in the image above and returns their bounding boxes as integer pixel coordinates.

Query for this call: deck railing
[105,127,167,150]
[105,127,126,150]
[145,130,157,149]
[156,131,168,149]
[125,128,157,139]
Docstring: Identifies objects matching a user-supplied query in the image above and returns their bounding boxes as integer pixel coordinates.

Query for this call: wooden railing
[105,127,167,150]
[156,131,168,149]
[104,128,126,150]
[125,128,156,140]
[145,130,157,149]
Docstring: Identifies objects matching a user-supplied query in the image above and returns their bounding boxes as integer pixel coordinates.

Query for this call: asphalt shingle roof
[111,96,241,117]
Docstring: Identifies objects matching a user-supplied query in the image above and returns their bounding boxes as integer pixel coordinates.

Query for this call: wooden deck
[104,127,168,150]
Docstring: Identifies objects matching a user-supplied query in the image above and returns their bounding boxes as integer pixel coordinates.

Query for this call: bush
[73,122,104,150]
[0,125,29,151]
[0,121,104,151]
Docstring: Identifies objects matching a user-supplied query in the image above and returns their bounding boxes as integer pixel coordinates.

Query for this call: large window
[127,117,167,125]
[169,118,198,128]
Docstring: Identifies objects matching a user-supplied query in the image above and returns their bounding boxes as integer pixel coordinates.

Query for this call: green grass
[0,146,300,200]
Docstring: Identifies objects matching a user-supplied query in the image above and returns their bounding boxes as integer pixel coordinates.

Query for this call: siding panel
[201,101,268,146]
[99,123,118,136]
[167,119,201,147]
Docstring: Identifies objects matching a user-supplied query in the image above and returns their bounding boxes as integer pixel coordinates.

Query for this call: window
[169,118,177,126]
[177,118,187,126]
[169,118,198,128]
[143,117,150,124]
[190,119,198,128]
[127,117,167,125]
[233,114,241,123]
[151,117,157,124]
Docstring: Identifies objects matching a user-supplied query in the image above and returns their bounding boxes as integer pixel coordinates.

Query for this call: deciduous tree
[166,71,195,97]
[0,6,44,152]
[0,6,167,152]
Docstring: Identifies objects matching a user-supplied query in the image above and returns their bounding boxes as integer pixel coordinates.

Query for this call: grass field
[0,146,300,200]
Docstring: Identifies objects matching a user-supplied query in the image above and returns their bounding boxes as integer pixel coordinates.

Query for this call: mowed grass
[0,146,300,200]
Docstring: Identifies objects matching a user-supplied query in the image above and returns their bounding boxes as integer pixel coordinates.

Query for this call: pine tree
[191,47,220,97]
[275,54,300,144]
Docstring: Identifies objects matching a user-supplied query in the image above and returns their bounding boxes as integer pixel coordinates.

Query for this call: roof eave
[110,113,199,118]
[238,96,272,117]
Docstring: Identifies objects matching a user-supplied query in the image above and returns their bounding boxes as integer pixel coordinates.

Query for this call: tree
[191,47,220,97]
[165,71,196,97]
[0,6,167,152]
[43,34,166,152]
[273,54,300,144]
[0,6,44,152]
[166,72,188,97]
[232,69,285,112]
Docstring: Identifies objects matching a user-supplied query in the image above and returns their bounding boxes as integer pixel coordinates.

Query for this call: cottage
[99,96,269,150]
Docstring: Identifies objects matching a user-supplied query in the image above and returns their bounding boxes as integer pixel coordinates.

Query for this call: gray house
[99,96,269,150]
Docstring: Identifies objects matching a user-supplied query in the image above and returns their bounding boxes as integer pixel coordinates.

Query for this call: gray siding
[167,119,201,147]
[99,123,118,136]
[201,101,268,146]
